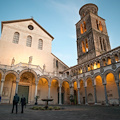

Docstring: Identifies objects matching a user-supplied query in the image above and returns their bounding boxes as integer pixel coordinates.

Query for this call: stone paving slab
[0,104,120,120]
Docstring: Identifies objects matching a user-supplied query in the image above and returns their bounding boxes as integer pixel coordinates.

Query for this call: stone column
[77,88,81,104]
[48,85,51,99]
[59,85,62,105]
[85,87,88,105]
[94,85,97,104]
[15,80,19,94]
[0,79,4,96]
[35,83,38,98]
[116,82,120,106]
[104,84,108,105]
[70,85,74,95]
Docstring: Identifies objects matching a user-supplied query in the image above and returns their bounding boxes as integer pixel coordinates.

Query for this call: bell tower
[76,3,111,64]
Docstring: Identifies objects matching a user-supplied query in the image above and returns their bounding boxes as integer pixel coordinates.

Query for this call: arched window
[82,41,86,53]
[103,39,106,51]
[97,61,100,68]
[114,54,119,62]
[13,32,19,44]
[88,65,91,71]
[85,39,88,52]
[100,37,103,50]
[96,20,99,30]
[83,21,87,32]
[80,68,82,74]
[103,59,106,66]
[94,62,97,69]
[107,57,111,65]
[99,21,103,31]
[26,36,32,47]
[80,24,84,34]
[90,64,94,70]
[38,39,43,50]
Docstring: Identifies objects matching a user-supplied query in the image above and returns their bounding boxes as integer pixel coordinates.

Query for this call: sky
[0,0,120,67]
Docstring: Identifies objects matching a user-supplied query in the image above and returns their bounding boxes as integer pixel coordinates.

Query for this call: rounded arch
[51,77,60,85]
[85,75,93,82]
[0,69,4,79]
[61,79,70,86]
[115,67,120,81]
[93,72,103,85]
[85,75,94,87]
[72,79,77,83]
[93,72,102,80]
[78,77,84,82]
[4,70,18,80]
[112,51,119,56]
[38,75,50,83]
[103,69,116,83]
[19,69,37,80]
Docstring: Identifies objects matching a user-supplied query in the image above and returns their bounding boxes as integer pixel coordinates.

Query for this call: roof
[51,53,69,68]
[1,18,54,40]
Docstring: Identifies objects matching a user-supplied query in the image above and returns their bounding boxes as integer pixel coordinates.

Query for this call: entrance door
[18,85,29,103]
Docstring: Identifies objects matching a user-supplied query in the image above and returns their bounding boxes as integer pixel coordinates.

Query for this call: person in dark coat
[12,93,19,114]
[21,95,26,113]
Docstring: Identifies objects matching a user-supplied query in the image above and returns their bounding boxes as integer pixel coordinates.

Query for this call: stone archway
[37,77,49,104]
[95,75,105,104]
[73,81,78,105]
[19,72,36,104]
[62,81,70,104]
[86,77,94,104]
[51,79,59,104]
[3,73,17,104]
[79,80,85,104]
[106,73,118,104]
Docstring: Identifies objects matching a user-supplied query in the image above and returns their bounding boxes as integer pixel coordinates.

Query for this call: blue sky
[0,0,120,67]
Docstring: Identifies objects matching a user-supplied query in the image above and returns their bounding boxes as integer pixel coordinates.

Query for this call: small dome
[79,3,98,19]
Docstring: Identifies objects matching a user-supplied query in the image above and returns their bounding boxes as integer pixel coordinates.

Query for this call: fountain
[42,98,53,109]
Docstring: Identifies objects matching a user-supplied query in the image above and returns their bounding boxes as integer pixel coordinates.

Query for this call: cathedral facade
[0,3,120,105]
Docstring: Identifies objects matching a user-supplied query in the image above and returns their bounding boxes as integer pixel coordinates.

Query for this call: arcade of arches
[0,69,120,105]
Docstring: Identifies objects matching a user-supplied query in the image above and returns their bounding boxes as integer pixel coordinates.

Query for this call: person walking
[11,93,19,114]
[21,95,26,113]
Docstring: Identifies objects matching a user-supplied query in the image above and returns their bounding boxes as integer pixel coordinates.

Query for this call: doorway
[18,85,29,103]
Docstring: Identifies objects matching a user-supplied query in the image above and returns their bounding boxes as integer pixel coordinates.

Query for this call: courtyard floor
[0,104,120,120]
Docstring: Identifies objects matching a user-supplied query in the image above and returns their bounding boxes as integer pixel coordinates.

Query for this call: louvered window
[13,32,19,44]
[26,36,32,47]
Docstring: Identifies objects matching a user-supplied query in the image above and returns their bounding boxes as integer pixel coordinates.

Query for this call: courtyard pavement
[0,104,120,120]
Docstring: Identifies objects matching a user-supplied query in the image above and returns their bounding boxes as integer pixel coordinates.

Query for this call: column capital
[59,84,62,88]
[1,79,5,82]
[70,85,73,88]
[103,83,106,86]
[116,81,119,86]
[35,81,38,85]
[48,84,51,87]
[16,80,19,83]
